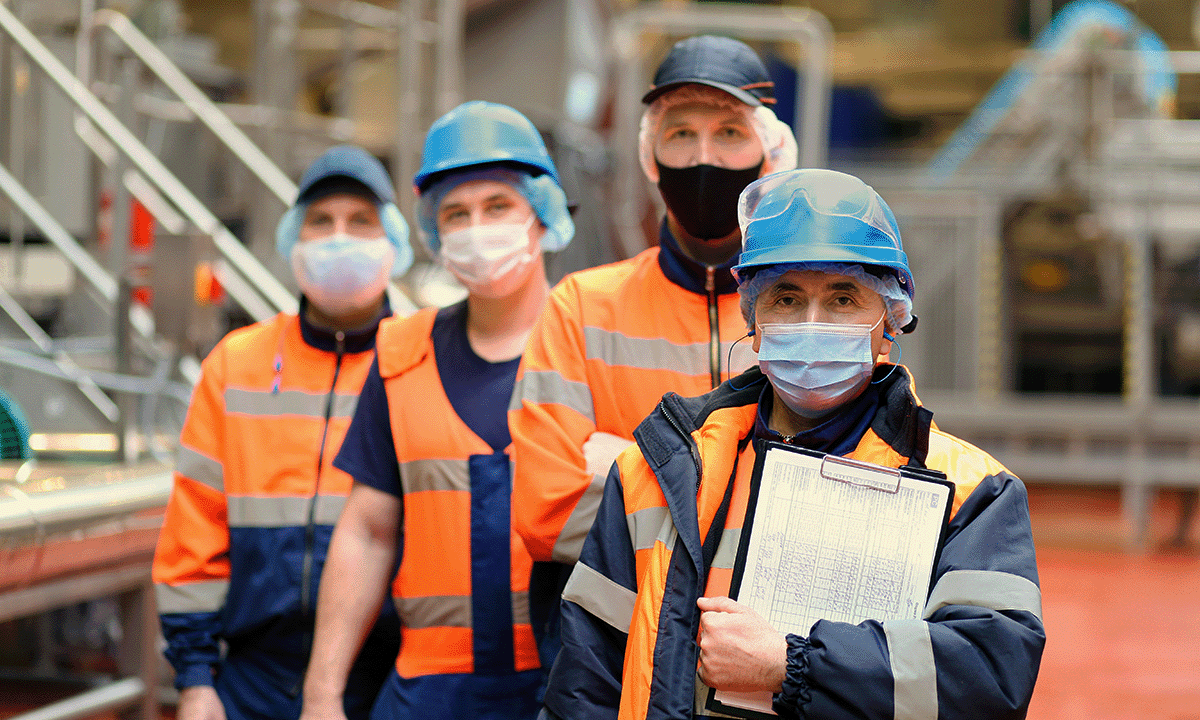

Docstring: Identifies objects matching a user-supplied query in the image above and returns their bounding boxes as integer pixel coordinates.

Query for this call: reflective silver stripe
[398,458,470,494]
[155,580,229,614]
[176,445,224,492]
[551,472,606,563]
[562,561,635,634]
[510,369,595,422]
[224,387,358,419]
[395,594,472,629]
[512,590,531,627]
[884,619,938,720]
[584,326,714,375]
[314,494,347,525]
[627,505,670,552]
[724,340,756,375]
[226,494,345,527]
[923,570,1043,621]
[710,528,743,570]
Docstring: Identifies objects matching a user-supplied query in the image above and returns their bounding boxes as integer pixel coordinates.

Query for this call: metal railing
[81,7,418,315]
[0,2,294,322]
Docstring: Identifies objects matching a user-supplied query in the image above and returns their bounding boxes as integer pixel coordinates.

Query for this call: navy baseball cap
[295,145,397,206]
[642,35,775,107]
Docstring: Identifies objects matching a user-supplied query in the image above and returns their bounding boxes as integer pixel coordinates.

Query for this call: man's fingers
[697,595,741,613]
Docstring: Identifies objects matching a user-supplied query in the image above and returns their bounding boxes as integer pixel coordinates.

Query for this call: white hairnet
[638,84,797,183]
[738,262,914,334]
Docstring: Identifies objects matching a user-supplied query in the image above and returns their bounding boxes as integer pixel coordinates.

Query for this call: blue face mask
[756,312,886,419]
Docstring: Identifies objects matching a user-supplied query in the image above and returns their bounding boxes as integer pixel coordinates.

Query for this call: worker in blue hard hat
[302,101,573,720]
[542,169,1045,719]
[154,145,407,720]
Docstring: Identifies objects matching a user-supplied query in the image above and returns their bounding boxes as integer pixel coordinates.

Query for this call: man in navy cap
[153,145,409,720]
[509,34,798,676]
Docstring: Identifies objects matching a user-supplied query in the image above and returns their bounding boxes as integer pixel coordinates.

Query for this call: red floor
[1026,485,1200,720]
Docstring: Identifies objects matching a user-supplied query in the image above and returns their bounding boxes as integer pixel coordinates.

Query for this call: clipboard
[704,441,954,719]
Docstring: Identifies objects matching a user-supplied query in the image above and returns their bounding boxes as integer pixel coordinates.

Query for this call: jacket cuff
[173,663,217,690]
[772,634,812,719]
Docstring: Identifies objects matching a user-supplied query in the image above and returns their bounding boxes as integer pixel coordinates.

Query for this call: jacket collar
[655,219,740,296]
[636,364,932,516]
[297,295,390,354]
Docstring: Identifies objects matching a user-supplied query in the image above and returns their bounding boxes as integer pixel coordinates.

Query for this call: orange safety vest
[375,309,539,677]
[510,247,752,564]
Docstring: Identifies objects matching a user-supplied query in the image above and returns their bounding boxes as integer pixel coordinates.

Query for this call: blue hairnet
[416,167,574,255]
[738,262,914,333]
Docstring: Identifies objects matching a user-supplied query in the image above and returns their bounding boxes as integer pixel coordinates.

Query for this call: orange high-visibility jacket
[152,309,397,705]
[374,309,540,679]
[510,246,753,564]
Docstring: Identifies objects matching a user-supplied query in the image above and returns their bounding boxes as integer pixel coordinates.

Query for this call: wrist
[302,677,345,707]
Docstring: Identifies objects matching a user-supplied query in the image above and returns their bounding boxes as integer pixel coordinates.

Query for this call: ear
[877,336,893,362]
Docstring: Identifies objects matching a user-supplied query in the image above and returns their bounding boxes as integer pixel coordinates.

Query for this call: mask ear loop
[727,332,767,391]
[871,329,901,386]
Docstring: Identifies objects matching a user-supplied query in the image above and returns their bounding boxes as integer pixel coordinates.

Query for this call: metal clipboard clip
[819,454,901,493]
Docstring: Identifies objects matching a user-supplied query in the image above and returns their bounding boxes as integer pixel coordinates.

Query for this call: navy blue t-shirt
[333,301,522,496]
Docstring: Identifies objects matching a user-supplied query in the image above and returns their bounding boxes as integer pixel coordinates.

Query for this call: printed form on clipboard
[705,441,954,719]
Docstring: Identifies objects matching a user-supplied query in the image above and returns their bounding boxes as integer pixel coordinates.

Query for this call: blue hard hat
[275,145,413,277]
[732,169,914,298]
[413,101,560,190]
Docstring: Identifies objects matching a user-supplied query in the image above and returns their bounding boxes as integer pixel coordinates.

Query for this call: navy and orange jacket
[510,227,752,566]
[152,304,399,700]
[543,366,1045,720]
[374,309,540,683]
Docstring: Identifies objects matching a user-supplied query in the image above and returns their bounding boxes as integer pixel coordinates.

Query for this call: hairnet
[738,262,914,334]
[415,166,574,255]
[638,84,797,183]
[275,199,412,278]
[275,146,413,278]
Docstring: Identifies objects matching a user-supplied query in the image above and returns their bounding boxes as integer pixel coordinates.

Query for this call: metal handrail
[0,3,296,321]
[0,284,118,422]
[0,159,160,340]
[84,8,418,316]
[86,9,298,206]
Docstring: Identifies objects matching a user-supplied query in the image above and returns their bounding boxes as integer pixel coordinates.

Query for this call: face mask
[656,161,763,240]
[756,313,885,419]
[291,234,394,317]
[440,216,538,299]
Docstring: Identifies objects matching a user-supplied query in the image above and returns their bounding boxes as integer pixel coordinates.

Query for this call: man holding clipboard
[541,169,1045,720]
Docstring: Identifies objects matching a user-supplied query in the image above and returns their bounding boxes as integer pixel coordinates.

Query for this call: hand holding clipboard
[704,442,954,719]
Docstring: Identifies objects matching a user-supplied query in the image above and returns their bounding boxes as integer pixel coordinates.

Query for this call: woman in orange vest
[301,102,574,720]
[153,146,410,720]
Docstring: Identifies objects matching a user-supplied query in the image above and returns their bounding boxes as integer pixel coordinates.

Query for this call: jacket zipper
[705,265,720,389]
[658,397,704,493]
[301,331,344,616]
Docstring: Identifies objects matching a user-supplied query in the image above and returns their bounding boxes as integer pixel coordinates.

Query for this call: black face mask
[656,161,763,240]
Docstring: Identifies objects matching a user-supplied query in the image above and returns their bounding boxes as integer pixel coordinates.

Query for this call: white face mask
[291,234,394,317]
[439,216,539,299]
